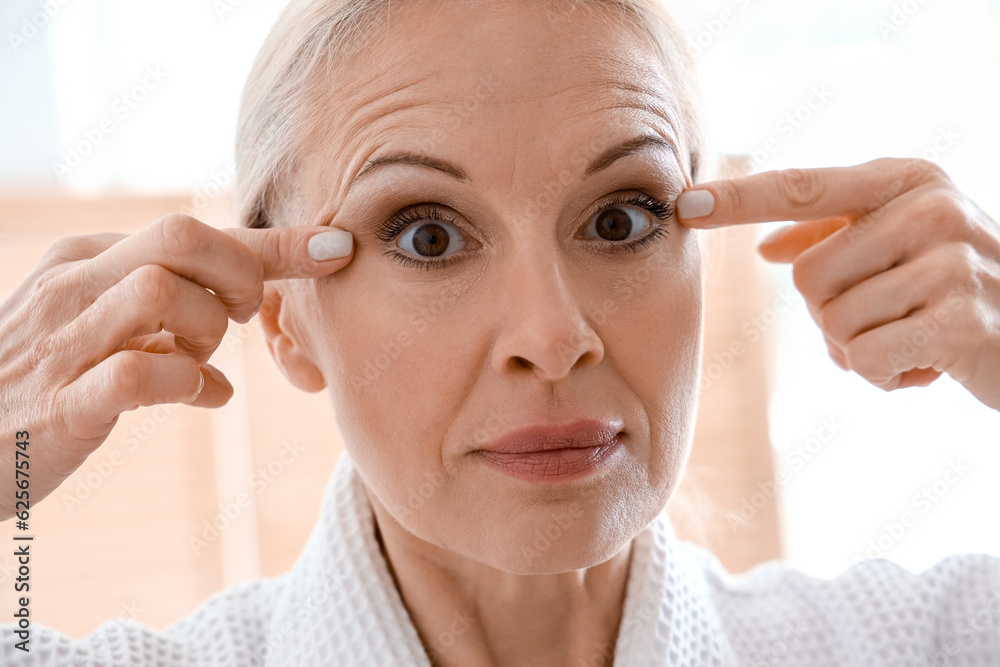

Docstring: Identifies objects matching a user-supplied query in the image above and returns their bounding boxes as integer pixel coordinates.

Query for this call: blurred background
[1,0,999,638]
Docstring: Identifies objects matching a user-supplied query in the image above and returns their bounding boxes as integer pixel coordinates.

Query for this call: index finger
[675,157,948,229]
[74,215,354,324]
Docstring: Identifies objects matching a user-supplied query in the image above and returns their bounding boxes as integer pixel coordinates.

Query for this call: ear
[257,283,327,393]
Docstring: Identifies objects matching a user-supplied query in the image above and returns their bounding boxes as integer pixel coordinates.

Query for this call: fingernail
[677,190,715,219]
[760,225,791,245]
[185,368,206,403]
[204,364,232,391]
[251,295,264,319]
[308,229,353,261]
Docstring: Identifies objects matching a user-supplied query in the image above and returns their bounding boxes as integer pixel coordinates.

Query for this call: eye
[588,202,647,242]
[376,192,675,271]
[581,192,675,254]
[398,218,466,259]
[376,205,469,271]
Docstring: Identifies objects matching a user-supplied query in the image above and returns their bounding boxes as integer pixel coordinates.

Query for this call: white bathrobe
[4,452,999,666]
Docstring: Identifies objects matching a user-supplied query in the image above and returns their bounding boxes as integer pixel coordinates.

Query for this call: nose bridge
[490,224,604,380]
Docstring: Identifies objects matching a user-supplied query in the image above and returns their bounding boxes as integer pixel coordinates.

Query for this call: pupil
[413,223,449,257]
[596,209,632,241]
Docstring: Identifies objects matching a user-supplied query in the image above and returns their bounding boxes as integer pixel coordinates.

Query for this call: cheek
[309,265,482,496]
[596,240,703,485]
[594,229,704,387]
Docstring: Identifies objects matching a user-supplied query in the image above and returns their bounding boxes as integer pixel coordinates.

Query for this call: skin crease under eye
[262,2,706,665]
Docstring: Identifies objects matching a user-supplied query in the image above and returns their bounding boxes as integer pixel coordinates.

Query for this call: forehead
[301,1,688,210]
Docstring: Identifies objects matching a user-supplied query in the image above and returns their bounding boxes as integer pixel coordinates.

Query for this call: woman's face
[278,0,703,574]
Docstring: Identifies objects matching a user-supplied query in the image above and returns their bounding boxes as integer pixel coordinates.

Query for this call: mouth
[475,418,625,482]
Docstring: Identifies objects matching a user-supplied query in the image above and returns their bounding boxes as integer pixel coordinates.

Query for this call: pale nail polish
[677,190,715,219]
[308,230,353,261]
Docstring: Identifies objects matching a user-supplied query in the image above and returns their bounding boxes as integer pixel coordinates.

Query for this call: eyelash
[377,192,675,271]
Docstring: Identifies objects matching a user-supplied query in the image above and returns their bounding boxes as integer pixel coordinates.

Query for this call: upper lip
[478,418,624,455]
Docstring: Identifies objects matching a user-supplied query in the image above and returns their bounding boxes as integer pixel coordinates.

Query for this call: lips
[479,418,625,455]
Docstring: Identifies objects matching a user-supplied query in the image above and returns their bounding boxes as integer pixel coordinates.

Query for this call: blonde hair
[235,0,712,229]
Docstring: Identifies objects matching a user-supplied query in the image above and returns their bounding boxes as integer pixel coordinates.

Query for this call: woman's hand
[0,214,354,520]
[676,157,1000,411]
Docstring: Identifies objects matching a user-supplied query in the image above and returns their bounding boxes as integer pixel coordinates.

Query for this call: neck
[369,491,634,667]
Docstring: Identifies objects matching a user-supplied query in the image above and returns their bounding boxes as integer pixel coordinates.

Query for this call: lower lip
[476,435,624,482]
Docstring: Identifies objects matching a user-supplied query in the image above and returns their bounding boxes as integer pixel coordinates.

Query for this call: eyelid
[380,188,677,268]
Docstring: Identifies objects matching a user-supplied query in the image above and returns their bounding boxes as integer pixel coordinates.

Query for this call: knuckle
[921,192,966,230]
[843,340,879,380]
[247,256,265,310]
[107,352,144,402]
[197,301,231,346]
[271,230,298,274]
[129,264,175,305]
[818,302,845,343]
[790,257,818,300]
[208,309,231,343]
[945,242,978,285]
[907,158,951,186]
[777,168,825,209]
[154,214,208,260]
[39,235,88,265]
[26,335,59,370]
[32,268,63,298]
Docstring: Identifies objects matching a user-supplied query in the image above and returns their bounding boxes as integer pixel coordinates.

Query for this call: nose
[489,251,604,381]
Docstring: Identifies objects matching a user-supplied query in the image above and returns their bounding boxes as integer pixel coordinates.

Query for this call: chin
[473,511,639,575]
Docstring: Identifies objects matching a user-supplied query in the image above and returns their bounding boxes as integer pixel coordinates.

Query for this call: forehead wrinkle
[546,90,683,155]
[316,96,451,205]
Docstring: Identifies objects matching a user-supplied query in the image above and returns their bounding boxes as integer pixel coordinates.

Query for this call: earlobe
[258,284,327,393]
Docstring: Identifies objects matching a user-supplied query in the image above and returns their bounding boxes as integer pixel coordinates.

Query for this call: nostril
[513,356,532,370]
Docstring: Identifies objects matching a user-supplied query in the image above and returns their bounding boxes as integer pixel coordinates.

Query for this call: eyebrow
[345,134,678,195]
